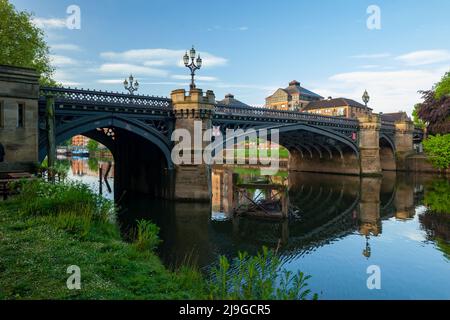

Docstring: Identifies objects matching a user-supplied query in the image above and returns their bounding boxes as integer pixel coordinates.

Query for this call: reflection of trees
[88,157,99,172]
[419,179,450,259]
[419,212,450,259]
[56,159,70,172]
[423,179,450,214]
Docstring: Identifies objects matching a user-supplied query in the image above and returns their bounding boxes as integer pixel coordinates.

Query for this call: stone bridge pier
[171,88,215,201]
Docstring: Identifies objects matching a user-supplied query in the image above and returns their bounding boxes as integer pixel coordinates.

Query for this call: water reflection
[59,157,450,299]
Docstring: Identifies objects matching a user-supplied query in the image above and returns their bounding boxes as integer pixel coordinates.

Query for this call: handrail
[214,104,359,127]
[39,86,172,108]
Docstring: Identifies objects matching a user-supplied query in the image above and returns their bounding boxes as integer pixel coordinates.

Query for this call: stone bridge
[0,65,423,201]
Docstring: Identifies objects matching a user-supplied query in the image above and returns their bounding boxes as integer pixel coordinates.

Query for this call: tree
[412,103,425,129]
[87,140,99,153]
[435,71,450,100]
[422,134,450,171]
[417,91,450,135]
[0,0,55,85]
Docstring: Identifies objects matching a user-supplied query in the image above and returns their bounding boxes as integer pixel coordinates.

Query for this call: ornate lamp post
[123,74,139,94]
[362,90,370,107]
[183,46,202,90]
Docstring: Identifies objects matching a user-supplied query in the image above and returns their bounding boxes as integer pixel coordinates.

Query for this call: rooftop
[380,112,410,122]
[304,97,371,110]
[217,93,251,108]
[267,80,323,100]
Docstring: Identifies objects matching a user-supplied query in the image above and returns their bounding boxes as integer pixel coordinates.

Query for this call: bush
[9,180,115,238]
[423,134,450,170]
[207,246,318,300]
[133,219,161,252]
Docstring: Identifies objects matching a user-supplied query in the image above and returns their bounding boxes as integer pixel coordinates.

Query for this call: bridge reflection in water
[63,158,448,299]
[118,169,422,261]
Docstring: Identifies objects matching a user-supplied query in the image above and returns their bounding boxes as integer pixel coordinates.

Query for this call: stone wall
[171,88,215,201]
[0,65,40,173]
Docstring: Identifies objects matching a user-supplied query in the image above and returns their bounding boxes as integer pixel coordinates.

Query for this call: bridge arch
[379,134,396,171]
[39,113,173,169]
[212,122,360,175]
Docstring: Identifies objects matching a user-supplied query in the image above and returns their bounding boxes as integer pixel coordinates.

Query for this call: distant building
[71,135,89,147]
[217,93,251,108]
[380,112,410,122]
[265,80,323,111]
[304,97,372,118]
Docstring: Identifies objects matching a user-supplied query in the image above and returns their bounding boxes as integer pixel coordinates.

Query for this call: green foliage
[423,179,450,214]
[0,201,205,299]
[435,71,450,100]
[423,134,450,170]
[12,180,114,224]
[87,140,100,153]
[412,104,426,129]
[0,0,55,85]
[207,246,317,300]
[88,157,99,172]
[0,180,319,300]
[133,219,161,252]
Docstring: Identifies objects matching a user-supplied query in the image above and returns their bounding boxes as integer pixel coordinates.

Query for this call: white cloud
[32,17,66,29]
[171,75,218,81]
[97,63,169,77]
[97,79,124,84]
[351,53,391,59]
[313,66,449,115]
[143,60,167,66]
[395,50,450,66]
[100,48,227,68]
[53,70,81,87]
[50,54,77,67]
[207,25,249,32]
[50,44,81,51]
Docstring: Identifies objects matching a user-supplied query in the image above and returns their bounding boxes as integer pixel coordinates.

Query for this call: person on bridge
[0,143,5,162]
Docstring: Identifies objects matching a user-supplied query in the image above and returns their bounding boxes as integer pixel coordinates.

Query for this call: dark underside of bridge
[40,126,172,201]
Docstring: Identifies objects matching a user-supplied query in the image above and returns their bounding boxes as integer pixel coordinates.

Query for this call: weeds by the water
[0,179,318,300]
[133,219,161,252]
[208,246,318,300]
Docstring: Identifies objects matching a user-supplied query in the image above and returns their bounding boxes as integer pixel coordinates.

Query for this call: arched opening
[212,123,360,175]
[51,133,116,198]
[39,117,173,201]
[379,136,396,171]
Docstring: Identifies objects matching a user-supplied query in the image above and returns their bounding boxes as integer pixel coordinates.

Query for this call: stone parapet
[0,65,40,173]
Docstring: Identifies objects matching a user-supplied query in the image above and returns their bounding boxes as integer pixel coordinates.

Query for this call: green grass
[0,180,316,300]
[0,181,205,299]
[233,148,290,159]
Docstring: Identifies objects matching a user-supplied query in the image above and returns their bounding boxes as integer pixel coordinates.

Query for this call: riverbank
[0,181,205,299]
[0,179,316,300]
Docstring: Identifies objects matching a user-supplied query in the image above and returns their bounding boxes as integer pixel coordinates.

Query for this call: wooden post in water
[46,94,56,183]
[99,166,103,195]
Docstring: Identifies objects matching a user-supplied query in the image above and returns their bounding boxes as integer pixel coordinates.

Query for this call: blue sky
[10,0,450,114]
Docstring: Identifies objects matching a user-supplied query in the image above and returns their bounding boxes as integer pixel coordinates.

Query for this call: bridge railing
[214,104,360,128]
[39,87,172,109]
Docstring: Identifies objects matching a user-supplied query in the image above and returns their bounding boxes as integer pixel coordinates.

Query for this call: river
[57,156,450,300]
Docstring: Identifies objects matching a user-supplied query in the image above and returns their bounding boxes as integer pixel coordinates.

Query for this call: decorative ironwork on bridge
[39,87,172,109]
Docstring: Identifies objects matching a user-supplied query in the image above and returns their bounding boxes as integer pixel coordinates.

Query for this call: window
[18,103,24,128]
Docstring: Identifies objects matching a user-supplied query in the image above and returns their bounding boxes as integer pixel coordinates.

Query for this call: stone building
[265,80,323,111]
[0,65,39,173]
[304,97,372,118]
[71,135,90,147]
